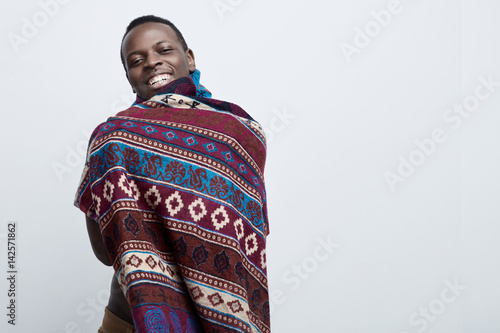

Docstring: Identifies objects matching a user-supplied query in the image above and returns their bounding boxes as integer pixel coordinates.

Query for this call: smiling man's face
[121,22,195,100]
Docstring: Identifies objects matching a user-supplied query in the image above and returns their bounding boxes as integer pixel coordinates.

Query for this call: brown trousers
[98,307,136,333]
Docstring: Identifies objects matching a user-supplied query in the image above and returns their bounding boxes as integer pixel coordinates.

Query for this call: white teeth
[149,74,170,86]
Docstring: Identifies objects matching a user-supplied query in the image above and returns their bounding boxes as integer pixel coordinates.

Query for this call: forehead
[122,22,180,55]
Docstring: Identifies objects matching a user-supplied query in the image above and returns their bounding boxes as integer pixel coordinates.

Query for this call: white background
[1,0,499,332]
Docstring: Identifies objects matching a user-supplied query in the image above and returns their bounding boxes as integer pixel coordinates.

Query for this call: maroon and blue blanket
[75,72,270,332]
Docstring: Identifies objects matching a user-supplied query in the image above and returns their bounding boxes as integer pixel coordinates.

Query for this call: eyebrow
[126,41,173,60]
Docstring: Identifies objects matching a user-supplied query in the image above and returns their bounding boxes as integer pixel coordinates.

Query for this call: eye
[129,58,142,67]
[159,48,172,54]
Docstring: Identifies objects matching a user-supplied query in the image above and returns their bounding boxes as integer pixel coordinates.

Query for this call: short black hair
[120,15,188,71]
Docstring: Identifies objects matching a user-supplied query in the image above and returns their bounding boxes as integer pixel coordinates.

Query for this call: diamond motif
[190,286,204,300]
[227,300,243,313]
[163,131,178,140]
[262,301,270,320]
[118,174,133,197]
[101,123,115,131]
[211,206,229,231]
[124,213,140,236]
[234,262,247,282]
[122,121,136,128]
[188,198,207,222]
[213,250,230,274]
[245,233,258,256]
[129,180,140,200]
[208,293,224,307]
[126,254,142,268]
[183,136,198,146]
[234,219,244,240]
[158,260,165,273]
[145,185,161,209]
[203,142,218,152]
[146,255,157,269]
[237,163,248,174]
[173,236,187,258]
[91,193,101,216]
[192,244,208,267]
[260,249,267,269]
[103,180,115,202]
[165,191,184,216]
[221,151,234,162]
[104,235,115,256]
[251,288,261,309]
[142,125,157,134]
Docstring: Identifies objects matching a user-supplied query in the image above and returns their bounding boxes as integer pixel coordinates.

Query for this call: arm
[85,216,112,266]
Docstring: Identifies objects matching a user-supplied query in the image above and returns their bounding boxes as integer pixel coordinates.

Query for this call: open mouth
[148,74,172,88]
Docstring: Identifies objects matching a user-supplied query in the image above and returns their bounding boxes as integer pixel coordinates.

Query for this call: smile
[148,74,171,86]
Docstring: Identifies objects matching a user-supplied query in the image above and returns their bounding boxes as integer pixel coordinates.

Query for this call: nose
[144,52,163,69]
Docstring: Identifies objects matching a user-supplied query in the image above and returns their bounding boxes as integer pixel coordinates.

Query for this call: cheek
[127,68,142,82]
[177,58,191,75]
[129,73,141,85]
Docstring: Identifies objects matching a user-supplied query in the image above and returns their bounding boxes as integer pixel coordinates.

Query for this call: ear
[185,48,196,73]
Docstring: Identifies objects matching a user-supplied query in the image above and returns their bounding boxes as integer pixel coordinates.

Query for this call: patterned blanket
[75,71,269,332]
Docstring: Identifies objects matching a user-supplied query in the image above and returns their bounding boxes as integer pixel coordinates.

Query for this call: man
[75,15,270,333]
